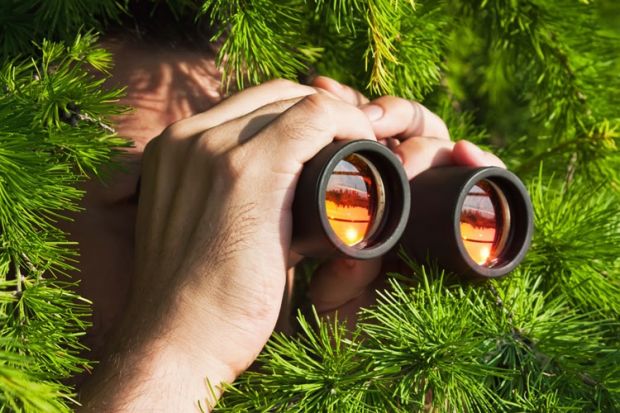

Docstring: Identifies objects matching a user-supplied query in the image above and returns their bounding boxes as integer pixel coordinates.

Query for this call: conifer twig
[488,281,605,393]
[565,152,578,186]
[76,112,116,134]
[21,253,43,282]
[14,260,22,295]
[487,283,517,335]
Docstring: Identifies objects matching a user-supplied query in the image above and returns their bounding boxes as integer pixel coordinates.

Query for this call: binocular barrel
[291,140,534,280]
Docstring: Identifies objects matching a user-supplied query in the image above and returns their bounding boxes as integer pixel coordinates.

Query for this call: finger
[309,257,383,314]
[452,140,506,168]
[157,98,306,259]
[203,88,346,155]
[386,137,400,151]
[135,135,197,273]
[193,96,305,157]
[360,96,450,141]
[393,136,456,180]
[138,80,315,253]
[311,76,369,106]
[169,79,316,138]
[162,94,376,256]
[287,250,304,269]
[244,93,377,175]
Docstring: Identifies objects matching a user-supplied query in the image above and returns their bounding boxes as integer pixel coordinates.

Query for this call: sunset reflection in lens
[460,180,510,267]
[325,154,384,247]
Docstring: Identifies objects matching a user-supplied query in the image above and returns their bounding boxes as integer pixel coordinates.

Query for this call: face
[60,36,223,361]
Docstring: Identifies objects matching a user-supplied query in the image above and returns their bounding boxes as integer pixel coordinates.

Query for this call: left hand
[305,76,505,328]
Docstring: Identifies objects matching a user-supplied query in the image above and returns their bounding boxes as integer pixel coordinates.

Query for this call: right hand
[134,79,381,377]
[80,79,378,411]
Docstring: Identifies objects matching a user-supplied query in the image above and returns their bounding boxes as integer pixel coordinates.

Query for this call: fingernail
[361,104,384,122]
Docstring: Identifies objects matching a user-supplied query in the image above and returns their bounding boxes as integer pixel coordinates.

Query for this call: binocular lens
[325,154,385,247]
[460,180,510,267]
[292,140,409,259]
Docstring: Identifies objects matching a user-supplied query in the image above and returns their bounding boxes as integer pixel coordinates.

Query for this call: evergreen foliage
[528,173,620,317]
[217,266,619,412]
[0,0,618,411]
[0,0,126,56]
[0,33,127,411]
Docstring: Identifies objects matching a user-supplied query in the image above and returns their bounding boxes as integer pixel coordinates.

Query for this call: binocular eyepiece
[291,140,534,280]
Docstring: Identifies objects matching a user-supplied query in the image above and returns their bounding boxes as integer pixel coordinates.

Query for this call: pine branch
[448,0,619,184]
[0,33,128,411]
[512,120,619,185]
[525,170,620,316]
[0,1,618,411]
[217,310,382,412]
[487,272,619,410]
[218,257,619,412]
[200,0,321,90]
[0,346,73,413]
[0,0,126,57]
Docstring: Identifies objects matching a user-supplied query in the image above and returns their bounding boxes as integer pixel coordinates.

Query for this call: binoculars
[291,140,534,280]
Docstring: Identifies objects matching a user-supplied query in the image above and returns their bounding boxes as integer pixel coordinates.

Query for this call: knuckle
[273,96,303,111]
[298,93,330,118]
[280,107,329,142]
[216,147,249,182]
[411,100,424,118]
[195,129,221,157]
[412,102,450,139]
[159,119,186,141]
[265,94,333,143]
[374,95,401,106]
[383,95,400,102]
[312,87,338,100]
[427,110,450,139]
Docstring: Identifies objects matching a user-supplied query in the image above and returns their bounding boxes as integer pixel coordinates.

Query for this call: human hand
[306,76,506,327]
[79,79,378,411]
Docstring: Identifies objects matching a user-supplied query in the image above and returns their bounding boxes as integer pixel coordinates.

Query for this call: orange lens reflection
[460,180,509,267]
[325,154,383,247]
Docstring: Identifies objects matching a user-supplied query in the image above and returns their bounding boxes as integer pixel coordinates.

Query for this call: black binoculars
[291,140,533,280]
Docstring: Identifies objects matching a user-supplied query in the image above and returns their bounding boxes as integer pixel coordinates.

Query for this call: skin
[70,38,505,411]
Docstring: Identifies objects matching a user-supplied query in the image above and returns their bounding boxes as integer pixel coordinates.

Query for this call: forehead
[102,36,223,152]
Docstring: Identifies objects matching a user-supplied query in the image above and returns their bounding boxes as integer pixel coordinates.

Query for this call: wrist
[79,320,237,412]
[120,284,242,381]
